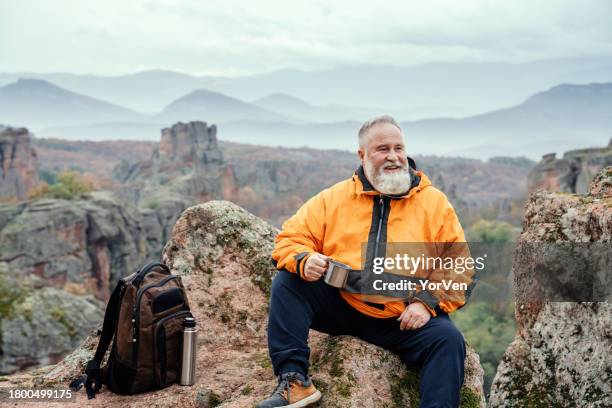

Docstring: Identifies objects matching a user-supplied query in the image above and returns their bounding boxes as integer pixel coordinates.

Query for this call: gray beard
[364,159,413,195]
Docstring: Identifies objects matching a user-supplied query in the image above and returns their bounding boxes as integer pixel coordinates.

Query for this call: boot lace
[272,372,301,402]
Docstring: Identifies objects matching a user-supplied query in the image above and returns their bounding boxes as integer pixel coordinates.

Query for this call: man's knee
[428,316,465,353]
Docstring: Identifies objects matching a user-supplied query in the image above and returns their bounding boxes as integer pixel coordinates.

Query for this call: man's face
[358,123,411,195]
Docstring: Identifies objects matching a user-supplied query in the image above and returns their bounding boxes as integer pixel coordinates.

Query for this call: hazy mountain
[253,93,470,123]
[204,57,612,117]
[218,119,360,150]
[254,93,314,115]
[401,82,612,156]
[0,78,145,129]
[0,70,218,114]
[253,93,381,122]
[33,82,612,160]
[156,89,295,123]
[4,56,612,119]
[213,82,612,159]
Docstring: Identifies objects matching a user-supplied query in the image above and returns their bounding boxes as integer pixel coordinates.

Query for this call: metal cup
[324,259,351,288]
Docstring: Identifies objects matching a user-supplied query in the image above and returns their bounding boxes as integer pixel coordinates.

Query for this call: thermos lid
[183,317,196,328]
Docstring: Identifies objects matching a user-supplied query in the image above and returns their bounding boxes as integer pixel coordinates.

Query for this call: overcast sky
[1,0,611,76]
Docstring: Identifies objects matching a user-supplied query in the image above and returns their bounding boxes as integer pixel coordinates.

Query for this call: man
[257,115,473,408]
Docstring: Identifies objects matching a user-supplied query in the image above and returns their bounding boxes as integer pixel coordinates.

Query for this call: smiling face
[358,122,412,195]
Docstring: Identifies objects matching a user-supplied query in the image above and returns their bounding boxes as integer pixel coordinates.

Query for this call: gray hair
[358,114,402,147]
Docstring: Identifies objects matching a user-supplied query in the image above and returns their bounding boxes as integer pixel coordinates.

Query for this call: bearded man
[256,115,473,408]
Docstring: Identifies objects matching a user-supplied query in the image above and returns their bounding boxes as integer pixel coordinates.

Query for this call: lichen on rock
[162,200,278,298]
[0,277,102,374]
[489,167,612,407]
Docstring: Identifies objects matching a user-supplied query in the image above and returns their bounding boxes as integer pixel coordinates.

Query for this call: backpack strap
[84,280,124,399]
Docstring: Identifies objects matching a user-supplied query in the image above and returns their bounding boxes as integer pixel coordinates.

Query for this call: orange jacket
[271,165,473,318]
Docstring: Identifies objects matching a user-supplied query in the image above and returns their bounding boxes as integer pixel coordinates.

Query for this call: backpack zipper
[153,310,192,386]
[131,275,177,366]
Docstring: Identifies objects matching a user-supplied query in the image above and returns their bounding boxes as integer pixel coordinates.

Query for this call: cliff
[157,121,223,166]
[0,265,103,374]
[0,126,39,201]
[489,167,612,407]
[0,192,149,300]
[527,139,612,194]
[3,201,486,407]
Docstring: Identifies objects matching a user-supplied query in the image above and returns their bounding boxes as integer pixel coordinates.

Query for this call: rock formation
[157,121,223,166]
[0,192,150,301]
[3,201,486,407]
[115,121,225,183]
[489,167,612,407]
[0,126,39,201]
[0,261,103,374]
[527,139,612,194]
[113,122,229,243]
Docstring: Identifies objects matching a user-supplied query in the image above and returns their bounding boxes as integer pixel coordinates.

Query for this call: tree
[28,171,93,200]
[466,219,516,243]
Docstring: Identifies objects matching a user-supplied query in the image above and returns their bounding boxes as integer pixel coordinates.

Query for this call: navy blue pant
[267,270,466,408]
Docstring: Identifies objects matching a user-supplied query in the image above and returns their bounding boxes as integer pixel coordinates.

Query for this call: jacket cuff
[294,252,311,280]
[413,290,439,317]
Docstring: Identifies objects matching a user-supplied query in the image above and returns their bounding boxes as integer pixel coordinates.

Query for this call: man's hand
[303,253,329,281]
[398,301,431,330]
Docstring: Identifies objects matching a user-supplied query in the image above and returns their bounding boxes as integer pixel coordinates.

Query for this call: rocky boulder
[489,167,612,407]
[157,121,223,167]
[0,191,150,301]
[0,126,39,201]
[112,121,228,230]
[4,201,485,407]
[0,261,103,374]
[527,140,612,194]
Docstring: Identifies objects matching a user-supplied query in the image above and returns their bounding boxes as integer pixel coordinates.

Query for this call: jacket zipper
[374,195,385,260]
[131,275,177,366]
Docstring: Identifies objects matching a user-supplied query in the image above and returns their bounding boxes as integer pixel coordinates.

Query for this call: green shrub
[29,171,93,200]
[467,220,515,243]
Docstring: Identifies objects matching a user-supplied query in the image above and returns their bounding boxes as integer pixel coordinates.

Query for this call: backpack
[80,262,192,398]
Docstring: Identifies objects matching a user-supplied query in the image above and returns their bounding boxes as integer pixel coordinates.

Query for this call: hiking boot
[255,372,322,408]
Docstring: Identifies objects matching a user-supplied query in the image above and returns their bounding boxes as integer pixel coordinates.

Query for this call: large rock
[0,262,103,374]
[0,191,149,301]
[3,201,485,407]
[527,140,612,194]
[489,167,612,407]
[112,121,228,231]
[0,126,39,201]
[157,121,223,166]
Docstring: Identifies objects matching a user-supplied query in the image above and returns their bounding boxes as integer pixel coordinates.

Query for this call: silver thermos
[180,317,197,386]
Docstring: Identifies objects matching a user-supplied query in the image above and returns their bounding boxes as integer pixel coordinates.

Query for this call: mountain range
[0,78,145,128]
[2,56,612,117]
[1,63,611,159]
[157,89,295,123]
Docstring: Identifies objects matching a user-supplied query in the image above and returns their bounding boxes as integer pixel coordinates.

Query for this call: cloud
[0,0,610,75]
